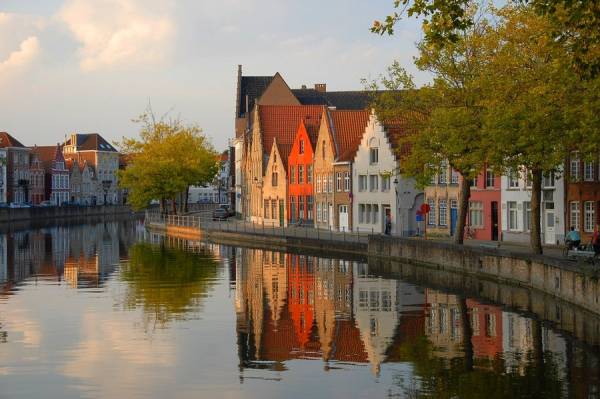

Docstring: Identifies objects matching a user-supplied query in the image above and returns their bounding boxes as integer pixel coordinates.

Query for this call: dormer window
[299,139,305,154]
[368,137,379,165]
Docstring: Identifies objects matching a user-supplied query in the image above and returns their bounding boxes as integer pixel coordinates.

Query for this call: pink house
[468,167,501,241]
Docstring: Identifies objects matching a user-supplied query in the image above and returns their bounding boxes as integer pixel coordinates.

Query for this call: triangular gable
[256,73,300,108]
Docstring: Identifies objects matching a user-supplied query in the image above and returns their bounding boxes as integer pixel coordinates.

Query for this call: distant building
[32,144,70,205]
[0,148,7,204]
[63,133,119,205]
[565,153,599,243]
[0,132,30,204]
[28,147,45,205]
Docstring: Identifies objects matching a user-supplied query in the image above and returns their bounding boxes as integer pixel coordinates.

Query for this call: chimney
[314,83,326,93]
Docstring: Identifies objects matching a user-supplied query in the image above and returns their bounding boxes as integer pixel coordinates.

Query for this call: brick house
[467,168,502,241]
[35,144,70,205]
[28,146,46,205]
[424,163,462,237]
[314,108,370,232]
[565,153,600,243]
[287,120,319,225]
[0,132,30,204]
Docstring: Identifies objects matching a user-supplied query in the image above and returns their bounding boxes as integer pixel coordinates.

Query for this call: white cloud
[0,36,40,75]
[59,0,175,71]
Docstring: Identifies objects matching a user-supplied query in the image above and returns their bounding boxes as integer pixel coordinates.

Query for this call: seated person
[566,227,581,250]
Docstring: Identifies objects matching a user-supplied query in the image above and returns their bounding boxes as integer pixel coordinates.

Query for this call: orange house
[287,254,317,351]
[287,120,318,225]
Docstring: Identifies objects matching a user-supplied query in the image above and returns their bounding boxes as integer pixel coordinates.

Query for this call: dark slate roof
[0,132,26,148]
[291,89,371,110]
[65,133,118,152]
[238,76,274,117]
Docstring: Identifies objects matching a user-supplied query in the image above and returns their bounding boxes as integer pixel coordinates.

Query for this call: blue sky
[0,0,428,150]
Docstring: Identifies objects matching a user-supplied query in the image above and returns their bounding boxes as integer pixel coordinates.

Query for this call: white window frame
[507,201,518,231]
[359,175,367,192]
[369,148,378,165]
[344,172,350,192]
[369,175,378,192]
[570,154,580,181]
[439,199,447,226]
[584,201,595,232]
[470,201,484,228]
[523,201,531,232]
[570,201,580,231]
[427,198,436,226]
[584,161,595,182]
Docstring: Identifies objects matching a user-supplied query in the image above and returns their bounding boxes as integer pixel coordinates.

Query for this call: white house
[501,169,565,245]
[352,112,422,235]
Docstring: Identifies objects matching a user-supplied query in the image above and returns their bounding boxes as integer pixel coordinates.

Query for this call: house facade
[352,113,422,235]
[501,169,565,245]
[0,149,6,204]
[63,133,119,205]
[314,109,370,232]
[468,168,502,241]
[565,153,600,243]
[0,132,30,204]
[34,145,70,206]
[28,147,46,205]
[287,120,317,225]
[424,163,461,237]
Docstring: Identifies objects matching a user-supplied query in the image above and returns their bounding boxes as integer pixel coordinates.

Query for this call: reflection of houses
[287,254,317,353]
[424,289,464,360]
[502,311,534,375]
[467,299,503,364]
[0,235,6,282]
[353,262,403,375]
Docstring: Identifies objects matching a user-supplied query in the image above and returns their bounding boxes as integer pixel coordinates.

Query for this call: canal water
[0,220,598,398]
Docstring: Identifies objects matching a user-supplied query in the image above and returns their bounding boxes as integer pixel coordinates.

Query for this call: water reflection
[0,223,598,398]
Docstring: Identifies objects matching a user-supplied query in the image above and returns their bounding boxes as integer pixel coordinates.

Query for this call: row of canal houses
[0,132,122,206]
[233,66,600,245]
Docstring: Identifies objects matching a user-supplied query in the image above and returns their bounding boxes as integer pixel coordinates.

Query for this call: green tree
[118,109,219,212]
[372,0,600,77]
[366,10,494,244]
[480,6,600,253]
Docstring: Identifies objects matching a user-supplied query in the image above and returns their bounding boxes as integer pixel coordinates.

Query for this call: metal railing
[144,211,369,244]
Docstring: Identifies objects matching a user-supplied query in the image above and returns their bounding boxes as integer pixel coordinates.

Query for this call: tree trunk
[160,198,165,214]
[171,197,177,215]
[530,168,543,254]
[459,297,474,372]
[454,176,472,245]
[184,186,189,213]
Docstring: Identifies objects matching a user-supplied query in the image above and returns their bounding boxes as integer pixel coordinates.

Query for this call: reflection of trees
[120,242,219,329]
[388,315,566,399]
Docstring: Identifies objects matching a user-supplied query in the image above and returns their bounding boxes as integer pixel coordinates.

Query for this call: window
[507,169,519,189]
[299,196,305,219]
[542,172,555,188]
[290,196,297,222]
[523,201,532,232]
[264,199,269,219]
[307,165,313,183]
[439,200,447,226]
[299,139,305,154]
[316,175,321,193]
[570,154,580,180]
[439,162,448,184]
[381,175,390,192]
[317,202,322,222]
[344,172,350,192]
[366,204,372,224]
[430,172,437,185]
[372,204,379,225]
[485,169,495,188]
[451,169,459,185]
[307,196,313,220]
[328,174,333,193]
[298,165,304,184]
[369,148,378,165]
[359,175,367,192]
[471,177,478,188]
[359,204,365,223]
[584,201,595,232]
[290,166,296,184]
[570,201,580,230]
[584,162,595,181]
[322,141,326,159]
[272,172,278,187]
[508,201,518,231]
[369,175,378,192]
[427,198,436,225]
[469,201,483,228]
[336,172,342,192]
[271,200,276,220]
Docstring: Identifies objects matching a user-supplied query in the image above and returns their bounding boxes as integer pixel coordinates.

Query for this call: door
[491,201,499,241]
[279,200,284,227]
[545,207,556,244]
[339,205,349,232]
[383,206,391,235]
[450,200,458,236]
[328,203,334,228]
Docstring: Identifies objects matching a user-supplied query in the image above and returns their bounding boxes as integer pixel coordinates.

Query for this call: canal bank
[146,213,600,317]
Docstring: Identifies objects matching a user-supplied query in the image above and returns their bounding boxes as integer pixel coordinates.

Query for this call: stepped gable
[328,109,370,162]
[259,105,325,168]
[0,132,26,148]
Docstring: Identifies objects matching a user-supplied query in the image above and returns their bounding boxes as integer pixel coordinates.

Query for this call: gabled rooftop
[0,132,26,148]
[65,133,117,152]
[328,109,371,162]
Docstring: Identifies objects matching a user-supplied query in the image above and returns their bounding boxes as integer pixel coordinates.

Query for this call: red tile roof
[0,132,26,148]
[29,145,65,169]
[259,105,325,167]
[328,109,370,162]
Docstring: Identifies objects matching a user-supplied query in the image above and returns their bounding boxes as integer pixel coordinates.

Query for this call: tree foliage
[118,109,219,211]
[372,0,600,77]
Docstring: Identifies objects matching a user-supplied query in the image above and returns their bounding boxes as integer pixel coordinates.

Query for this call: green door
[279,200,284,227]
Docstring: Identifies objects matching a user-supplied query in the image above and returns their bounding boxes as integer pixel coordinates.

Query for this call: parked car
[218,204,235,216]
[9,203,30,208]
[212,208,229,221]
[39,200,55,207]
